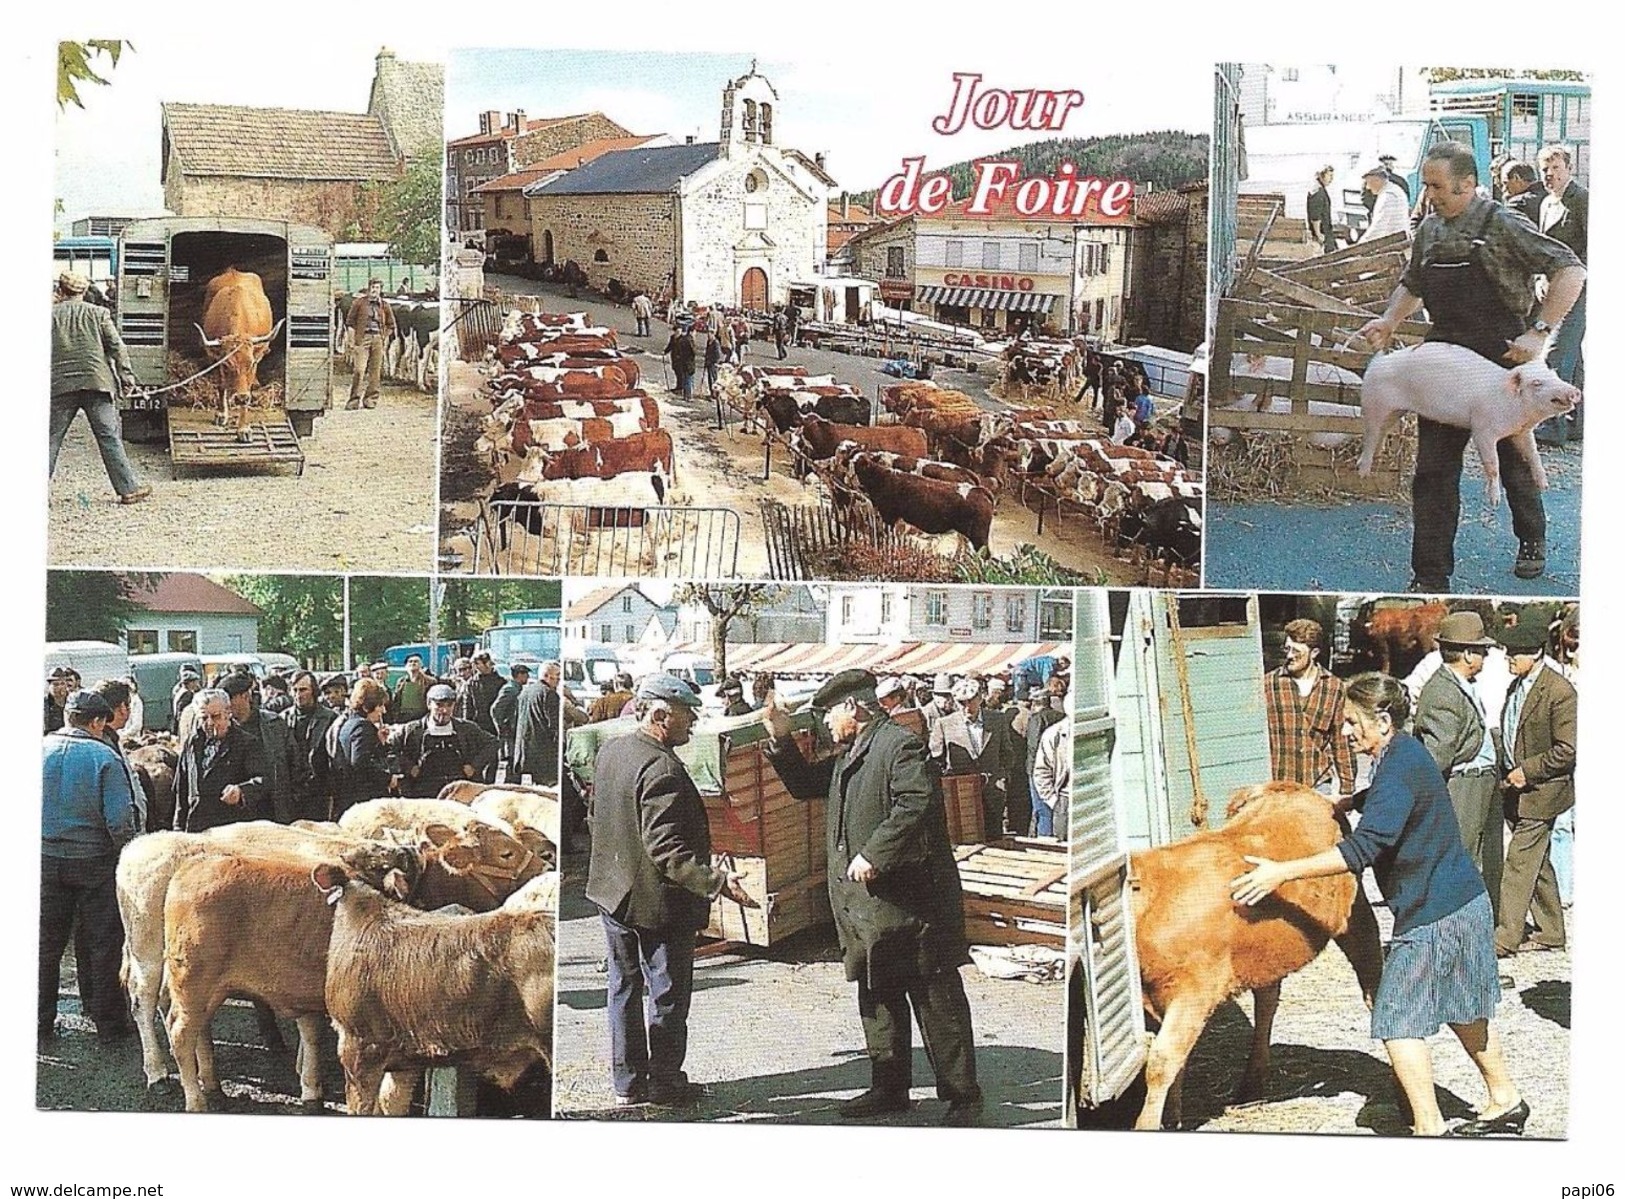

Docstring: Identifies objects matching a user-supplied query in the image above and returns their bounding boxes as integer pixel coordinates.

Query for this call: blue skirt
[1370,891,1500,1041]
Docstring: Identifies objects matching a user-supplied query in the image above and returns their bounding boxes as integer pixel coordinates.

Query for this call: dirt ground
[553,868,1064,1128]
[1074,882,1572,1138]
[439,279,1138,583]
[48,374,438,573]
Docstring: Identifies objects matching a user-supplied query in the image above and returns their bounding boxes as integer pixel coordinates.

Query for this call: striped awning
[718,640,1067,677]
[916,286,1057,314]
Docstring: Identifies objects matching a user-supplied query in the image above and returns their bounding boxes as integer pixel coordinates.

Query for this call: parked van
[257,652,302,676]
[44,641,131,692]
[661,652,720,710]
[126,652,205,731]
[200,652,268,683]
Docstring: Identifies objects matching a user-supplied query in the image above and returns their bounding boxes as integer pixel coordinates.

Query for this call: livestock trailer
[116,216,334,449]
[1067,590,1272,1122]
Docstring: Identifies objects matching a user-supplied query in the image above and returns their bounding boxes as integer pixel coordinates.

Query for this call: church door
[740,267,768,311]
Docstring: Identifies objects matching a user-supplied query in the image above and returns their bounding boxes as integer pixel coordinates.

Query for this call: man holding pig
[1359,141,1585,592]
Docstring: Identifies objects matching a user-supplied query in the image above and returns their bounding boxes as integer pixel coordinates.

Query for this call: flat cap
[57,270,90,295]
[64,689,114,719]
[510,662,532,676]
[636,672,703,708]
[321,673,350,691]
[874,676,905,701]
[1497,606,1553,653]
[48,666,73,681]
[426,683,457,702]
[719,678,744,696]
[219,673,256,698]
[811,669,879,710]
[178,666,202,681]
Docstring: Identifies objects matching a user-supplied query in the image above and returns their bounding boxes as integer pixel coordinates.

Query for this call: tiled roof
[529,135,661,173]
[566,584,645,620]
[126,573,262,616]
[1134,188,1191,223]
[475,167,562,194]
[162,103,399,181]
[533,142,719,196]
[829,201,878,224]
[783,148,837,188]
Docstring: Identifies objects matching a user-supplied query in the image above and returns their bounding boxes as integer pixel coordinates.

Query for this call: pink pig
[1358,342,1581,505]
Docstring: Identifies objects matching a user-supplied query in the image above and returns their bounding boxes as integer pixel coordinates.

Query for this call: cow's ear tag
[325,886,343,907]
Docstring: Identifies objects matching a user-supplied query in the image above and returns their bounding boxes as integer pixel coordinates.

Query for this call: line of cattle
[110,758,558,1116]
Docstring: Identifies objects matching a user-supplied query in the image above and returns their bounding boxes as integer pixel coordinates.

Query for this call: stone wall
[1125,186,1208,352]
[846,220,916,287]
[512,114,632,169]
[528,192,678,298]
[678,156,821,306]
[166,173,381,241]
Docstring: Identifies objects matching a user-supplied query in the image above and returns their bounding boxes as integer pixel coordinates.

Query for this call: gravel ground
[440,277,1139,583]
[1205,441,1582,596]
[553,867,1064,1128]
[48,374,438,573]
[1075,881,1572,1138]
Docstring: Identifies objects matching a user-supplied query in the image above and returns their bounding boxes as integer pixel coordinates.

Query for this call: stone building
[525,67,830,307]
[475,135,665,255]
[446,111,633,233]
[843,218,920,309]
[1125,182,1209,352]
[160,49,441,240]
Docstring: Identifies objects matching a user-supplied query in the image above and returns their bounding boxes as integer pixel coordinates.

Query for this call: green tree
[441,580,563,639]
[58,40,131,110]
[673,584,783,677]
[223,575,344,667]
[45,571,155,643]
[362,156,441,265]
[348,576,432,666]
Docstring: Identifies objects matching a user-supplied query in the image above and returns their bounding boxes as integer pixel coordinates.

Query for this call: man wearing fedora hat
[50,270,150,504]
[1415,611,1504,913]
[1493,608,1576,957]
[586,673,756,1107]
[761,669,981,1125]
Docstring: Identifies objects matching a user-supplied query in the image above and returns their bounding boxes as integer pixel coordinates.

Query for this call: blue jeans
[599,908,696,1098]
[49,390,143,496]
[676,370,693,402]
[1030,781,1054,836]
[1551,808,1573,906]
[706,364,719,397]
[1538,286,1585,443]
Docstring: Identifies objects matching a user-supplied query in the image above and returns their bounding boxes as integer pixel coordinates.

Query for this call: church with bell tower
[526,62,834,308]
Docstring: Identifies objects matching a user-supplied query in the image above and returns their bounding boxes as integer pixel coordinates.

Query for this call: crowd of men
[39,650,564,1040]
[1262,604,1577,981]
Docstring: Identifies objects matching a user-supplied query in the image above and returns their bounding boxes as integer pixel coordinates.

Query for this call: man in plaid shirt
[1265,619,1358,808]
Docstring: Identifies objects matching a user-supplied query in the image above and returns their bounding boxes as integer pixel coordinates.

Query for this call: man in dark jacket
[1536,144,1588,398]
[585,673,755,1106]
[284,671,337,821]
[174,688,268,831]
[489,664,529,771]
[930,676,1018,839]
[172,668,202,730]
[762,670,981,1125]
[49,270,150,502]
[456,651,506,738]
[221,673,304,823]
[45,668,71,734]
[512,662,562,785]
[395,684,499,797]
[665,327,697,401]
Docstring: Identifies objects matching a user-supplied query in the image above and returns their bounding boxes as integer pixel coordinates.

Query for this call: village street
[439,277,1143,583]
[552,869,1064,1128]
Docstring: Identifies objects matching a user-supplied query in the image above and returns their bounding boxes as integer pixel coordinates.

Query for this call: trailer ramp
[166,406,306,477]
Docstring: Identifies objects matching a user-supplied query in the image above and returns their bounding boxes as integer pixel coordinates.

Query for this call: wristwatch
[1530,320,1553,335]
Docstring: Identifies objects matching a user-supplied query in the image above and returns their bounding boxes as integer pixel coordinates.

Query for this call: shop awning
[879,641,1068,676]
[916,286,1058,314]
[719,640,1066,678]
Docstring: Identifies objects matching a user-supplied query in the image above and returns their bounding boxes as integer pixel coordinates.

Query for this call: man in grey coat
[512,662,561,785]
[49,270,149,503]
[1412,611,1502,916]
[763,670,981,1126]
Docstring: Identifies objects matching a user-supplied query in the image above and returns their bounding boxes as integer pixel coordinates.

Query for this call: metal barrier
[444,297,503,362]
[758,497,953,582]
[471,500,741,578]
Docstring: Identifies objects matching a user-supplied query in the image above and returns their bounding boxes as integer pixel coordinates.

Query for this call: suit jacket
[930,708,1015,779]
[1503,665,1577,820]
[284,703,337,820]
[766,717,968,987]
[1506,188,1547,228]
[245,709,306,823]
[345,294,397,337]
[174,724,268,831]
[512,681,559,783]
[1540,180,1588,263]
[584,730,720,932]
[1413,668,1487,777]
[51,297,137,398]
[396,717,498,796]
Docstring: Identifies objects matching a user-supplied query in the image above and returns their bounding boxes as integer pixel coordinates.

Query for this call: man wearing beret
[394,683,499,797]
[1413,611,1504,913]
[761,669,982,1125]
[50,270,150,504]
[1494,608,1577,957]
[40,691,138,1040]
[586,673,757,1107]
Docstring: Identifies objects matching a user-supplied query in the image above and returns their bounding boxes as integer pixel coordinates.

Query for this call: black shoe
[648,1079,706,1108]
[838,1088,913,1119]
[940,1094,984,1127]
[1446,1099,1529,1137]
[1407,576,1448,594]
[1514,540,1546,580]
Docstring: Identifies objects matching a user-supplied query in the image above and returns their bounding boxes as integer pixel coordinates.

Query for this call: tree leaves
[45,571,158,643]
[58,40,130,110]
[360,155,441,265]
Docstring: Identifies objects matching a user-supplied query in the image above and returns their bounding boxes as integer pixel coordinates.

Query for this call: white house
[825,584,910,644]
[563,584,676,655]
[121,574,261,656]
[903,587,1073,643]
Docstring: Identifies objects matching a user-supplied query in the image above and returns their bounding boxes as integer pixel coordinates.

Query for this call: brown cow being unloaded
[194,268,283,442]
[1364,602,1448,675]
[1127,782,1383,1130]
[850,453,994,553]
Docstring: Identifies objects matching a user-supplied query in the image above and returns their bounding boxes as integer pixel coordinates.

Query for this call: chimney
[685,134,695,145]
[840,191,850,220]
[479,110,501,136]
[815,152,827,169]
[513,109,526,132]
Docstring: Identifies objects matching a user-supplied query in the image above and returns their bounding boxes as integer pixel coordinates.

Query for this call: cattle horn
[194,323,222,349]
[250,318,287,346]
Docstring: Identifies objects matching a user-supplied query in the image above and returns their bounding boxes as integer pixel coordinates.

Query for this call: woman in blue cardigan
[1231,672,1527,1137]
